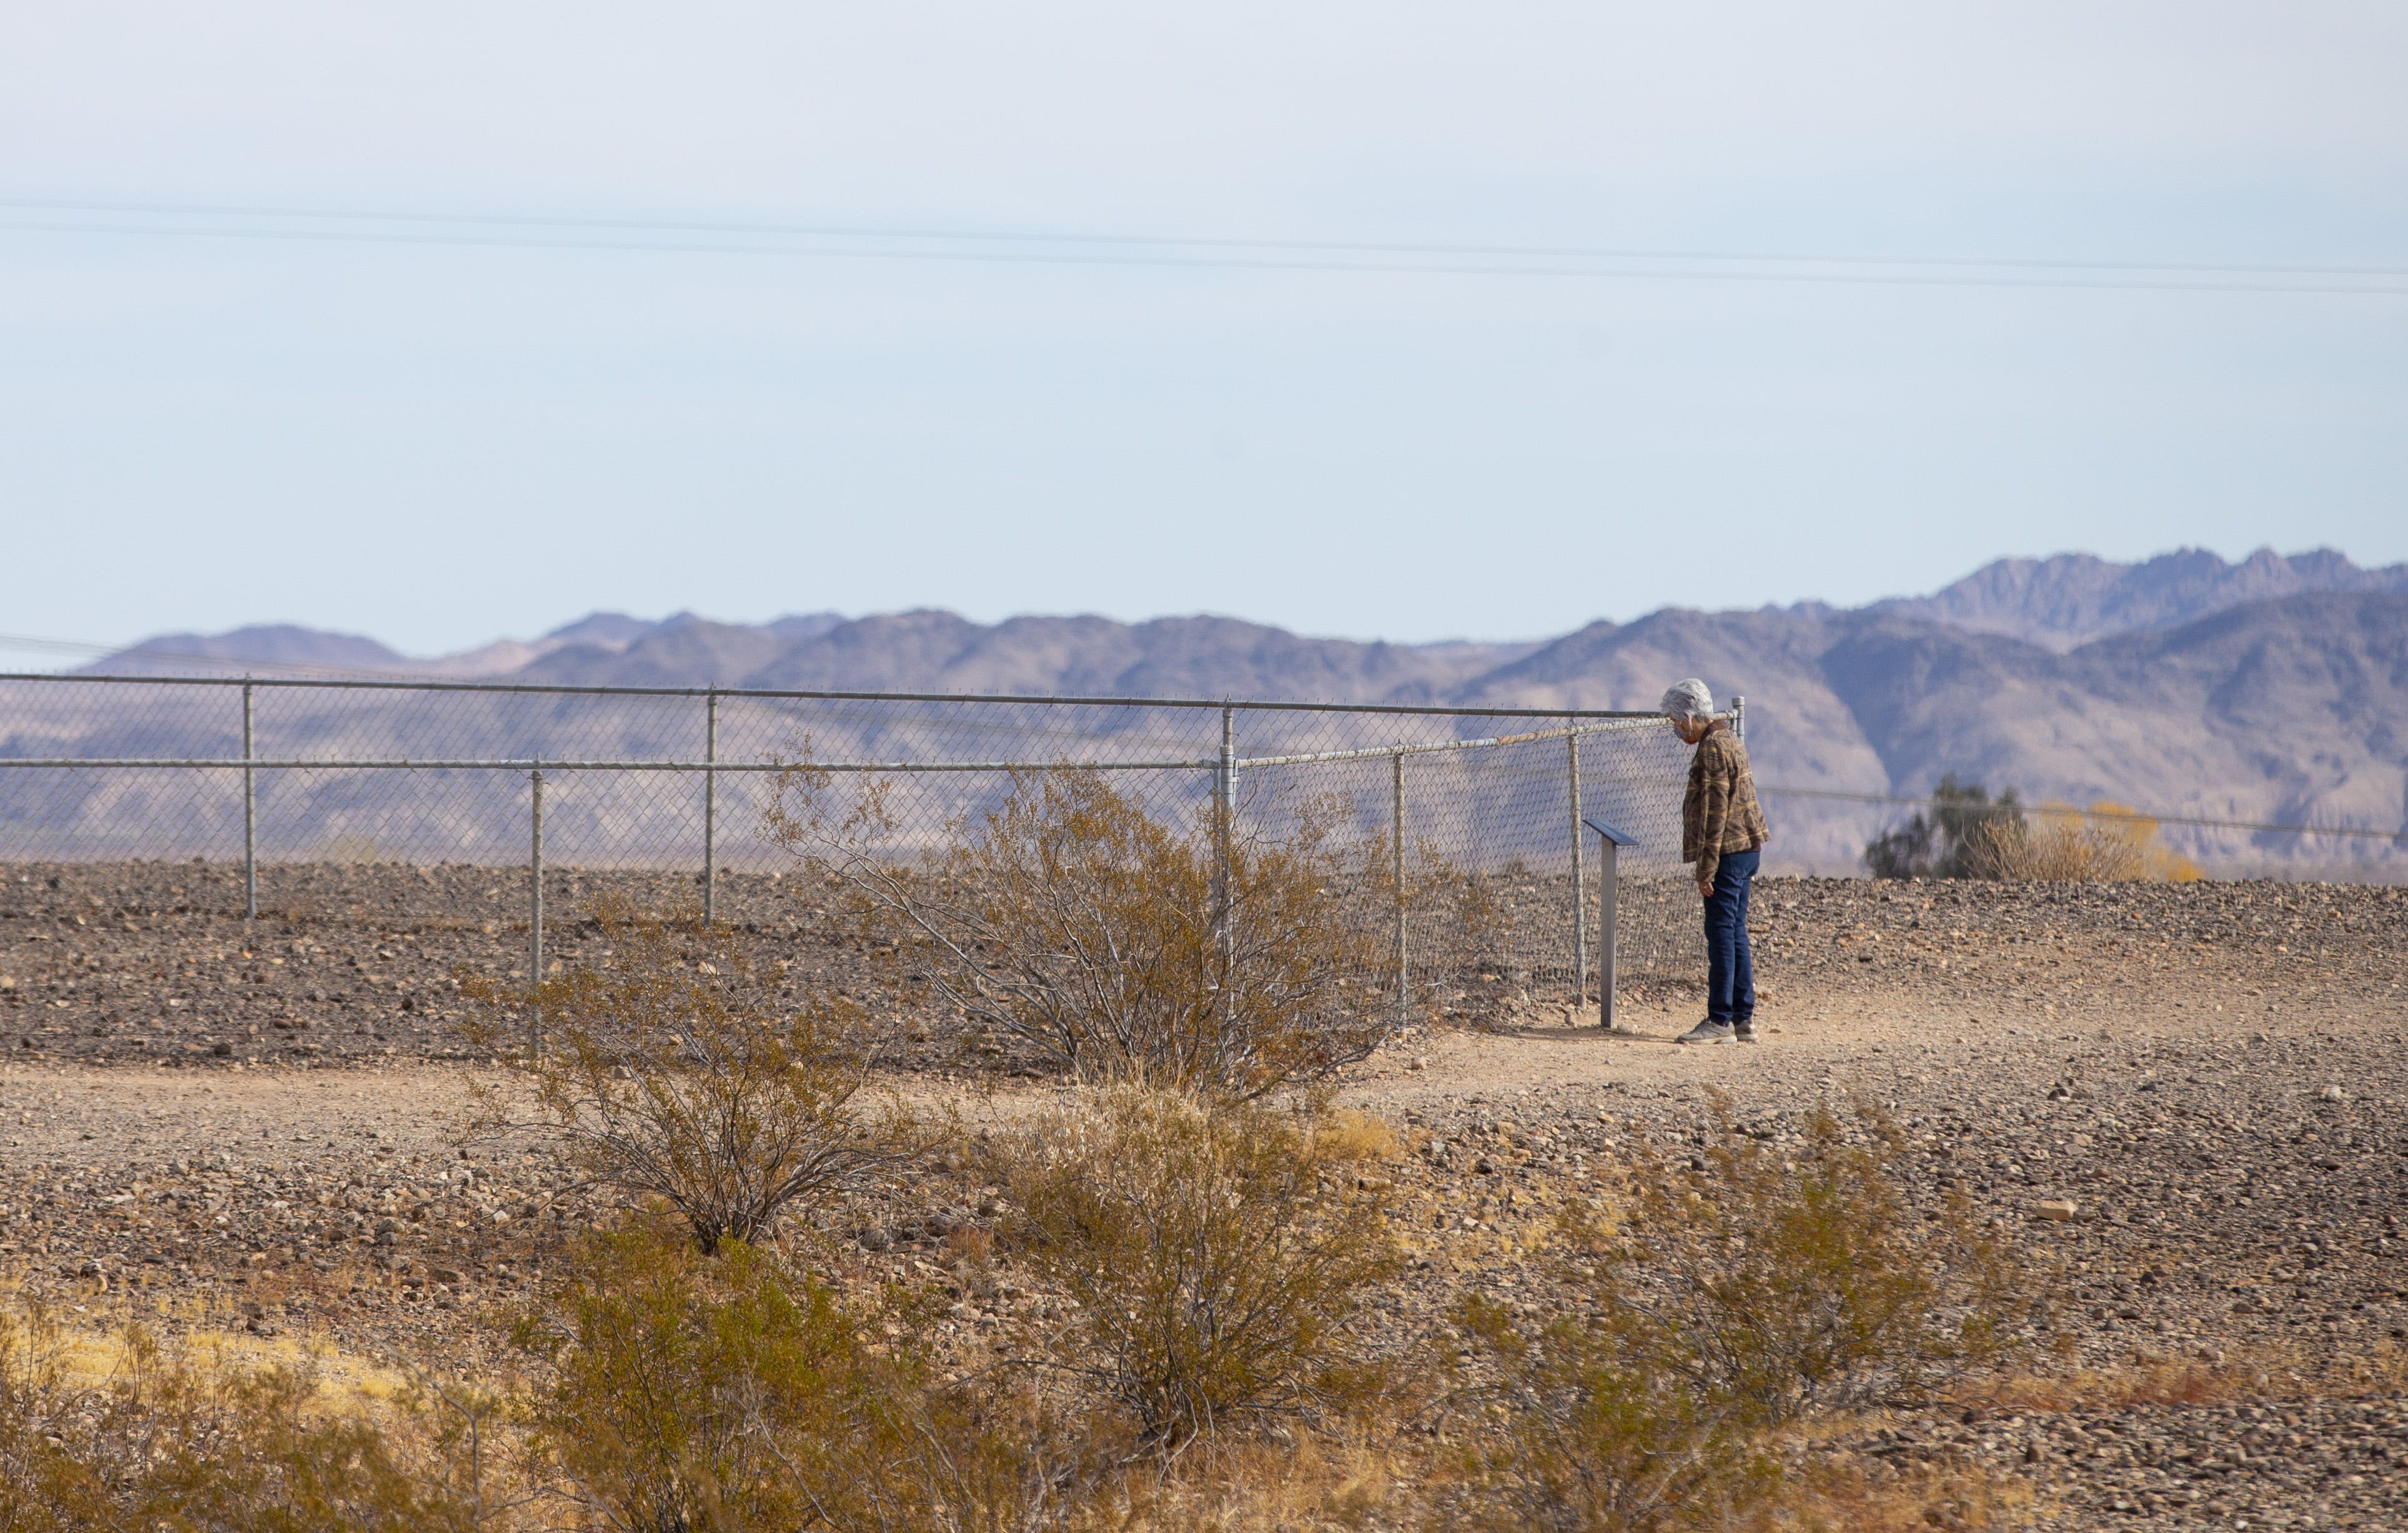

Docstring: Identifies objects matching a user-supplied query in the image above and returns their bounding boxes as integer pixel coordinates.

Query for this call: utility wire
[0,631,432,681]
[2,200,2403,295]
[9,195,2406,279]
[1759,783,2408,843]
[0,634,119,659]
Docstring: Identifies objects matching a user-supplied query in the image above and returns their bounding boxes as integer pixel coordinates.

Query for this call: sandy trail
[0,959,2352,1166]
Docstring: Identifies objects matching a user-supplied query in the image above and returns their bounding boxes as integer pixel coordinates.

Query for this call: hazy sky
[3,2,2404,656]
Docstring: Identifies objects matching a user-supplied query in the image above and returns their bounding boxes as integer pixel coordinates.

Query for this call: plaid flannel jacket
[1681,726,1770,887]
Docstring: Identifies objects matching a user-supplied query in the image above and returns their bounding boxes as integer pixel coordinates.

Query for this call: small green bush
[463,898,899,1250]
[1461,1100,2049,1531]
[988,1088,1401,1449]
[517,1218,1051,1532]
[770,766,1396,1100]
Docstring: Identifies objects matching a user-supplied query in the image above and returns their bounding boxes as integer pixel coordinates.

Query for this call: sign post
[1583,817,1639,1030]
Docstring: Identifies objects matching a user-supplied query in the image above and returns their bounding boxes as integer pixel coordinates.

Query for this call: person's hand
[1696,870,1715,899]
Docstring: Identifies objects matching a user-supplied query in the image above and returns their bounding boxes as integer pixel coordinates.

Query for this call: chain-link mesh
[0,676,1717,1020]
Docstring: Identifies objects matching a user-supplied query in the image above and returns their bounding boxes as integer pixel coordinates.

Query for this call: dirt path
[0,957,2325,1167]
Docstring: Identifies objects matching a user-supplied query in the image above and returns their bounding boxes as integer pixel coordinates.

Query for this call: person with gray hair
[1662,679,1770,1043]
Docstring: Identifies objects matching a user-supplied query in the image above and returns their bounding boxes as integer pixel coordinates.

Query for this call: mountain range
[52,548,2408,874]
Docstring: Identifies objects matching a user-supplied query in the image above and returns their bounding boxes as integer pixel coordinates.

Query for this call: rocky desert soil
[3,862,2406,1529]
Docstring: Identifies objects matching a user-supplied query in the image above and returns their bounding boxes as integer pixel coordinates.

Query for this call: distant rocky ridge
[101,546,2405,687]
[1866,547,2408,653]
[102,610,851,681]
[54,548,2408,875]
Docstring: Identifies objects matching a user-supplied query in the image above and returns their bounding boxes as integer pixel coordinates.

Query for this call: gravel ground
[3,864,2405,1528]
[0,858,1648,1067]
[0,860,908,1068]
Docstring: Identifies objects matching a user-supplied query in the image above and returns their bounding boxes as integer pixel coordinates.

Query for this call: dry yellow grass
[1068,1431,1414,1531]
[1313,1106,1403,1164]
[1,1288,430,1430]
[1985,1338,2408,1412]
[1968,801,2203,883]
[1765,1457,2035,1533]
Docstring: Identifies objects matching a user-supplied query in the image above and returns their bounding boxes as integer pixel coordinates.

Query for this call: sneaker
[1733,1019,1760,1043]
[1675,1019,1733,1045]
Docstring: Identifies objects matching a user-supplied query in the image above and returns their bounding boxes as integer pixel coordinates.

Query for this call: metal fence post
[703,689,718,926]
[1218,702,1237,829]
[1213,704,1236,989]
[1567,727,1585,1009]
[1731,694,1745,742]
[528,767,544,1057]
[240,681,256,923]
[1391,750,1408,1027]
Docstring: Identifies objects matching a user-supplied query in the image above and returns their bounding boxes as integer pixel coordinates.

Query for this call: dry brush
[768,765,1399,1100]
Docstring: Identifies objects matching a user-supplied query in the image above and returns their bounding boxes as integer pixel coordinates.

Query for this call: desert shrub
[462,898,899,1250]
[518,1219,1054,1532]
[1460,1102,2048,1532]
[1868,782,2203,884]
[1863,776,2021,880]
[1454,1312,1777,1533]
[1584,1103,2039,1422]
[986,1088,1402,1449]
[769,766,1394,1100]
[0,1303,510,1532]
[1965,800,2202,882]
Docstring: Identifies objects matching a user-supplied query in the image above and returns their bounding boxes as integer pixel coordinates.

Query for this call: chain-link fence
[0,675,1731,1023]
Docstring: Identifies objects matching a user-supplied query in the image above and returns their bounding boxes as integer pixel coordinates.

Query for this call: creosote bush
[986,1087,1402,1449]
[769,766,1395,1099]
[461,897,899,1250]
[1460,1100,2050,1532]
[517,1218,1053,1532]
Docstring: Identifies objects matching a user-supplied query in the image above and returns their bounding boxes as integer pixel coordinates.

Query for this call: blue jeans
[1702,847,1759,1025]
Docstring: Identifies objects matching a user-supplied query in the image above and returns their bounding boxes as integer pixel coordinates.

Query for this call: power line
[1759,783,2407,844]
[0,631,431,681]
[9,195,2406,279]
[1,199,2402,295]
[0,633,117,659]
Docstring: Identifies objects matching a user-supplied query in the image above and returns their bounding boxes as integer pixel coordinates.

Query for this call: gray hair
[1660,678,1715,722]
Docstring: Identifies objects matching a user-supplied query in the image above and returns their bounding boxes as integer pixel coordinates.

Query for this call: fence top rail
[0,670,1667,721]
[1236,714,1675,769]
[0,756,1221,773]
[0,714,1710,774]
